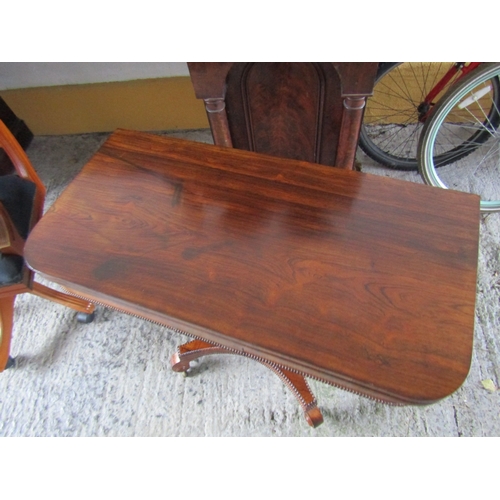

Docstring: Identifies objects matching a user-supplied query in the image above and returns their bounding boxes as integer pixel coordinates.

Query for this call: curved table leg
[170,339,233,372]
[260,363,323,428]
[170,339,323,427]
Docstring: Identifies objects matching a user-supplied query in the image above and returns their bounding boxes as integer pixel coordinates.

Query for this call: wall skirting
[0,76,209,135]
[0,64,456,136]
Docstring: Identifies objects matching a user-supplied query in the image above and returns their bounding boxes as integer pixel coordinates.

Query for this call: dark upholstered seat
[0,175,36,240]
[0,175,36,286]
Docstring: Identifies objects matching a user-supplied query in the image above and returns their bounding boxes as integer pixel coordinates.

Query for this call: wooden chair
[0,119,95,372]
[188,62,378,169]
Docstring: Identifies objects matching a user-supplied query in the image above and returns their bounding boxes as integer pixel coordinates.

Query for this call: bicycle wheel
[359,62,499,170]
[418,62,500,213]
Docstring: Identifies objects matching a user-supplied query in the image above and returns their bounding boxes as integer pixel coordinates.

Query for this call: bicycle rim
[360,63,468,170]
[418,62,500,213]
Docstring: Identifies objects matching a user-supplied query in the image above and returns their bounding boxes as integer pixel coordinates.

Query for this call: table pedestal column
[171,339,323,427]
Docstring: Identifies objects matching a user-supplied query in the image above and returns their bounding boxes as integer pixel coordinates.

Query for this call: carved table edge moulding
[24,129,481,428]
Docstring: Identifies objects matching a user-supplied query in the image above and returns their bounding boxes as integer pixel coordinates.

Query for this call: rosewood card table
[24,129,480,427]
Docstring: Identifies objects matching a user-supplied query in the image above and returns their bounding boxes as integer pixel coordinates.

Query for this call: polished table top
[25,129,480,405]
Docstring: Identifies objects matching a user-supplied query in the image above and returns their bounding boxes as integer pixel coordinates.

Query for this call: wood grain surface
[25,129,481,405]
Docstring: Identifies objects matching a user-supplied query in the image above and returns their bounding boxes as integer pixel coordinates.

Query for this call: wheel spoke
[360,63,485,170]
[418,63,500,212]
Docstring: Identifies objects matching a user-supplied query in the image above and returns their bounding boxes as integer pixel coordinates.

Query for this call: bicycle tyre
[418,62,500,213]
[359,62,500,170]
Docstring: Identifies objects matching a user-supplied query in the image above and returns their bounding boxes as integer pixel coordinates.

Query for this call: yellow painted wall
[1,63,481,135]
[0,76,209,135]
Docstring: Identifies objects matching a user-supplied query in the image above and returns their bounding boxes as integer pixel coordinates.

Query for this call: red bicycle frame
[418,62,481,122]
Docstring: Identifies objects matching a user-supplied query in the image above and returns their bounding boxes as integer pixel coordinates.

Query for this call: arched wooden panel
[225,63,346,165]
[188,62,378,169]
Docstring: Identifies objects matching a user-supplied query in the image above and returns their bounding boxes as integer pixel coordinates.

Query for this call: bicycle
[359,62,500,170]
[417,62,500,213]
